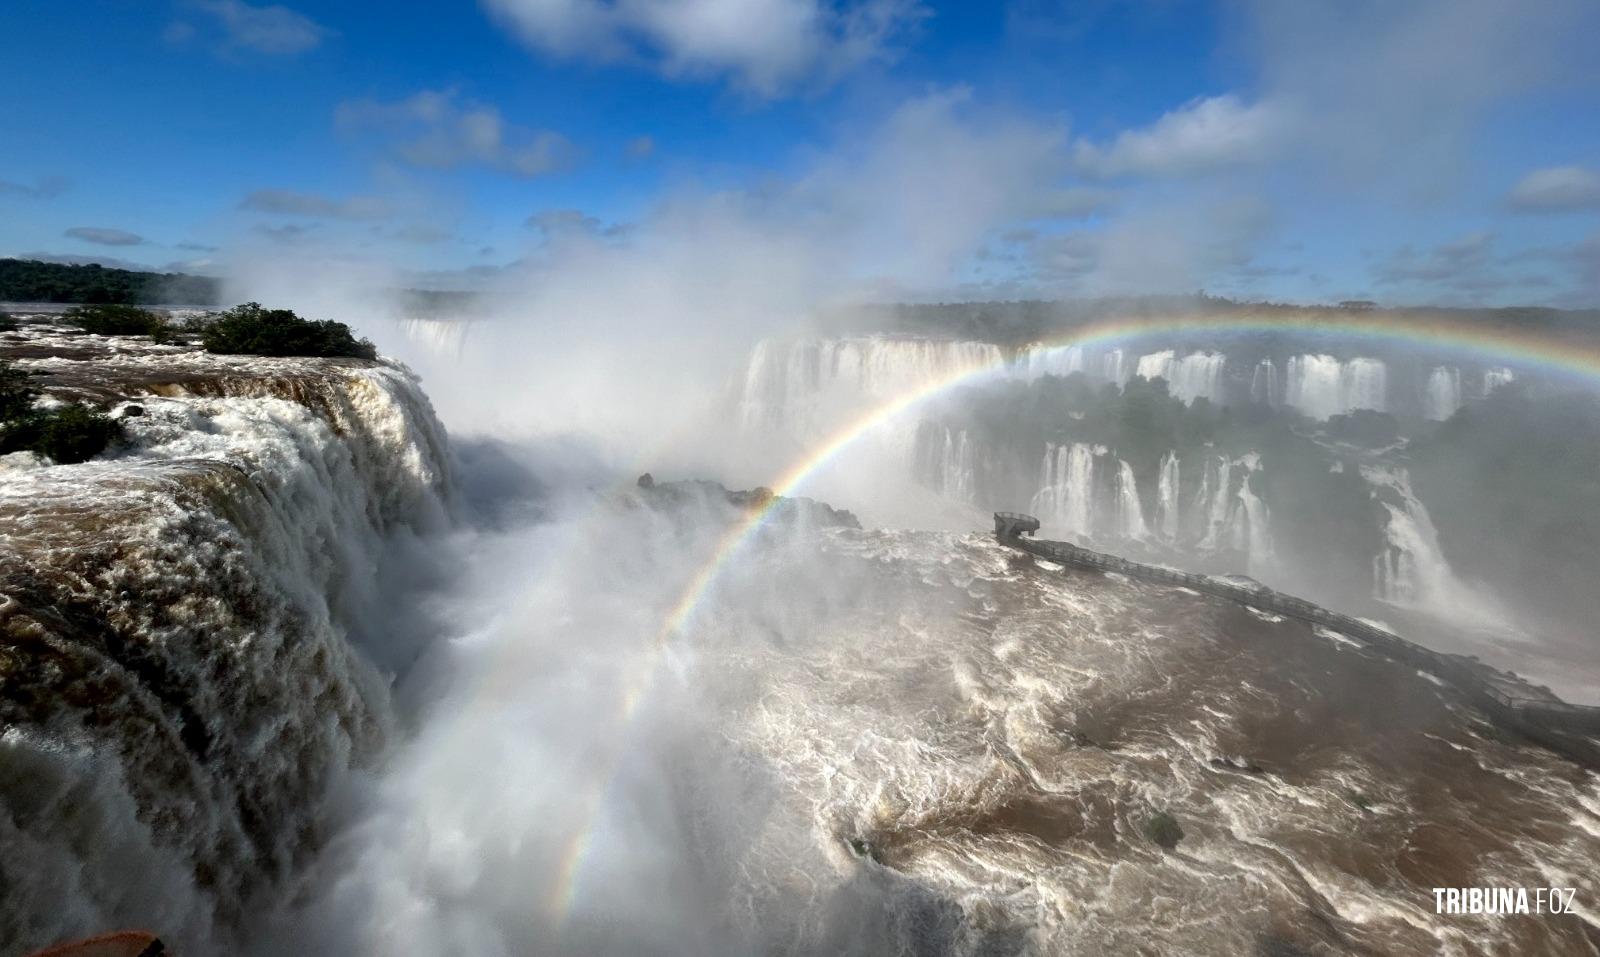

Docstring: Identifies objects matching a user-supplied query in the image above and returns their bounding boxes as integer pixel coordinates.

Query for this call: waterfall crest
[0,359,452,953]
[1284,354,1388,419]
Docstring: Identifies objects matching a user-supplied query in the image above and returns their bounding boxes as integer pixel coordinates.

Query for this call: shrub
[65,303,173,340]
[1142,810,1184,850]
[198,302,377,360]
[0,403,124,464]
[0,359,37,421]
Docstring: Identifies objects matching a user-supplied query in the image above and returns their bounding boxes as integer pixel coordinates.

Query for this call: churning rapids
[3,317,1599,956]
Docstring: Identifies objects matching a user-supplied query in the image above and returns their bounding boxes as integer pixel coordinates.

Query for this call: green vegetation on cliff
[0,358,124,464]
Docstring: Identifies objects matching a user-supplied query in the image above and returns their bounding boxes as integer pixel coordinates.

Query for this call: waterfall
[1250,358,1279,406]
[1228,453,1273,575]
[1017,343,1085,379]
[1483,367,1515,396]
[913,423,976,503]
[1423,366,1462,421]
[1361,466,1500,624]
[1102,348,1133,386]
[1135,349,1177,384]
[0,362,452,952]
[1115,459,1150,540]
[1156,451,1180,540]
[737,337,1004,436]
[1136,350,1227,403]
[1189,453,1271,566]
[1284,354,1388,419]
[1031,442,1096,538]
[394,317,473,359]
[1195,456,1233,550]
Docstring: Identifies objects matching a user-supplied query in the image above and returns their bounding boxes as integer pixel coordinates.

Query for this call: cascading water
[0,339,452,954]
[912,423,976,504]
[1156,451,1180,540]
[1136,350,1227,403]
[1283,354,1389,419]
[394,317,474,359]
[1187,452,1271,569]
[1017,343,1085,378]
[1102,348,1133,386]
[1114,459,1150,539]
[1423,366,1463,421]
[1195,456,1233,551]
[737,337,1003,436]
[1250,358,1279,407]
[1483,367,1515,396]
[1228,452,1273,575]
[1031,442,1096,538]
[1361,465,1500,625]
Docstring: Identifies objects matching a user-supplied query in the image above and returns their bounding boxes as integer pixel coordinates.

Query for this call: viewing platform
[994,512,1600,768]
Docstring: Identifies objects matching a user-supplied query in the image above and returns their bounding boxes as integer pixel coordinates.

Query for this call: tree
[197,302,377,360]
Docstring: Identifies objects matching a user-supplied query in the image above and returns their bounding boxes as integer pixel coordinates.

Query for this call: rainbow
[543,309,1600,922]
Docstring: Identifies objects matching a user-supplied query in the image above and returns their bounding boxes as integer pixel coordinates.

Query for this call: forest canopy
[0,258,219,305]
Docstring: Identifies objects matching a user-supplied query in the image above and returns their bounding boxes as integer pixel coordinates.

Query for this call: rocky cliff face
[0,319,451,953]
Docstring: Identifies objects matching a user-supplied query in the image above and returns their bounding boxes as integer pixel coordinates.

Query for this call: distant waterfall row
[1017,343,1513,420]
[737,338,1004,435]
[738,338,1518,434]
[1028,445,1273,573]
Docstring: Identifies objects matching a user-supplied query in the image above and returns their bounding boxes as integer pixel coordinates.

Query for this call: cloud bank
[480,0,925,97]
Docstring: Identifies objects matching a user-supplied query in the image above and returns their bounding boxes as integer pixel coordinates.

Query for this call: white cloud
[1507,166,1600,212]
[190,0,329,55]
[337,90,577,178]
[240,188,392,220]
[480,0,924,97]
[1243,0,1597,189]
[65,226,147,246]
[1072,95,1289,179]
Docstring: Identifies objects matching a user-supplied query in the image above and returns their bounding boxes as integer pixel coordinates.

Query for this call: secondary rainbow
[545,309,1600,922]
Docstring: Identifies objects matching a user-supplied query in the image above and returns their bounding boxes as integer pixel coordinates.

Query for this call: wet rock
[1209,755,1266,775]
[847,836,884,864]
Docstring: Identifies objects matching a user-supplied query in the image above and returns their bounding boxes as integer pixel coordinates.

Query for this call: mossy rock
[1143,810,1184,850]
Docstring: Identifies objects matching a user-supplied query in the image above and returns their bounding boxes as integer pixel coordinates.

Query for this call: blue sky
[2,0,1598,306]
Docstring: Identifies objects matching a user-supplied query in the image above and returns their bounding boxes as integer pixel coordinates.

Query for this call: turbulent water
[279,505,1594,956]
[691,527,1600,954]
[5,321,1599,955]
[0,323,451,953]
